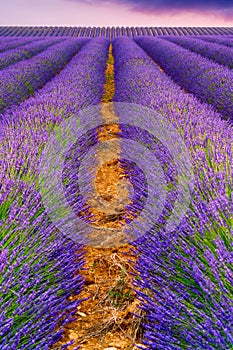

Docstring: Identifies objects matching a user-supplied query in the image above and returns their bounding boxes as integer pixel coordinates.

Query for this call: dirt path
[53,45,145,350]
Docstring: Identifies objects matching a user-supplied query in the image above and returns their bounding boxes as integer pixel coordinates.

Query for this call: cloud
[67,0,233,18]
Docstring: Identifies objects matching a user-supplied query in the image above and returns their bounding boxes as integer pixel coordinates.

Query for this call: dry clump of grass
[52,246,146,350]
[77,249,145,346]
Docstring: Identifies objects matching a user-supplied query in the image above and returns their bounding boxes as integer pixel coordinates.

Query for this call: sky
[0,0,233,27]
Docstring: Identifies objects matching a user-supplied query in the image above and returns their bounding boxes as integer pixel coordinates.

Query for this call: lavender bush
[198,35,233,48]
[0,37,39,53]
[0,37,64,70]
[0,179,85,350]
[1,26,233,38]
[162,35,233,69]
[0,38,88,114]
[113,37,233,349]
[0,37,109,349]
[135,36,233,119]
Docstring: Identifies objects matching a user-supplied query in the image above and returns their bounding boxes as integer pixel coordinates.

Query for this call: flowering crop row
[0,37,26,45]
[199,35,233,48]
[162,35,233,69]
[0,37,41,53]
[113,37,233,349]
[0,37,109,349]
[0,38,88,114]
[135,36,233,119]
[0,37,64,70]
[0,26,233,38]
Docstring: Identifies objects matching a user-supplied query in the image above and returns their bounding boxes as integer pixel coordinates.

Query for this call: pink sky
[0,0,233,27]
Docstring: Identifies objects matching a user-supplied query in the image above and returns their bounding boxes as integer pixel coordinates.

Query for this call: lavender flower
[0,38,88,113]
[162,35,233,69]
[135,36,233,118]
[198,35,233,48]
[0,37,40,53]
[1,37,109,348]
[0,37,64,70]
[113,36,233,349]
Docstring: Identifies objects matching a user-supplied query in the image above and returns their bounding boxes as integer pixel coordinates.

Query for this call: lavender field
[0,29,233,349]
[0,26,233,37]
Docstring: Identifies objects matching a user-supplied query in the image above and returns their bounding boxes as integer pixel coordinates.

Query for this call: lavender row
[0,37,109,349]
[0,38,88,114]
[135,36,233,119]
[113,37,233,349]
[198,35,233,48]
[0,37,64,70]
[0,37,40,53]
[162,35,233,69]
[0,37,21,44]
[1,26,233,38]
